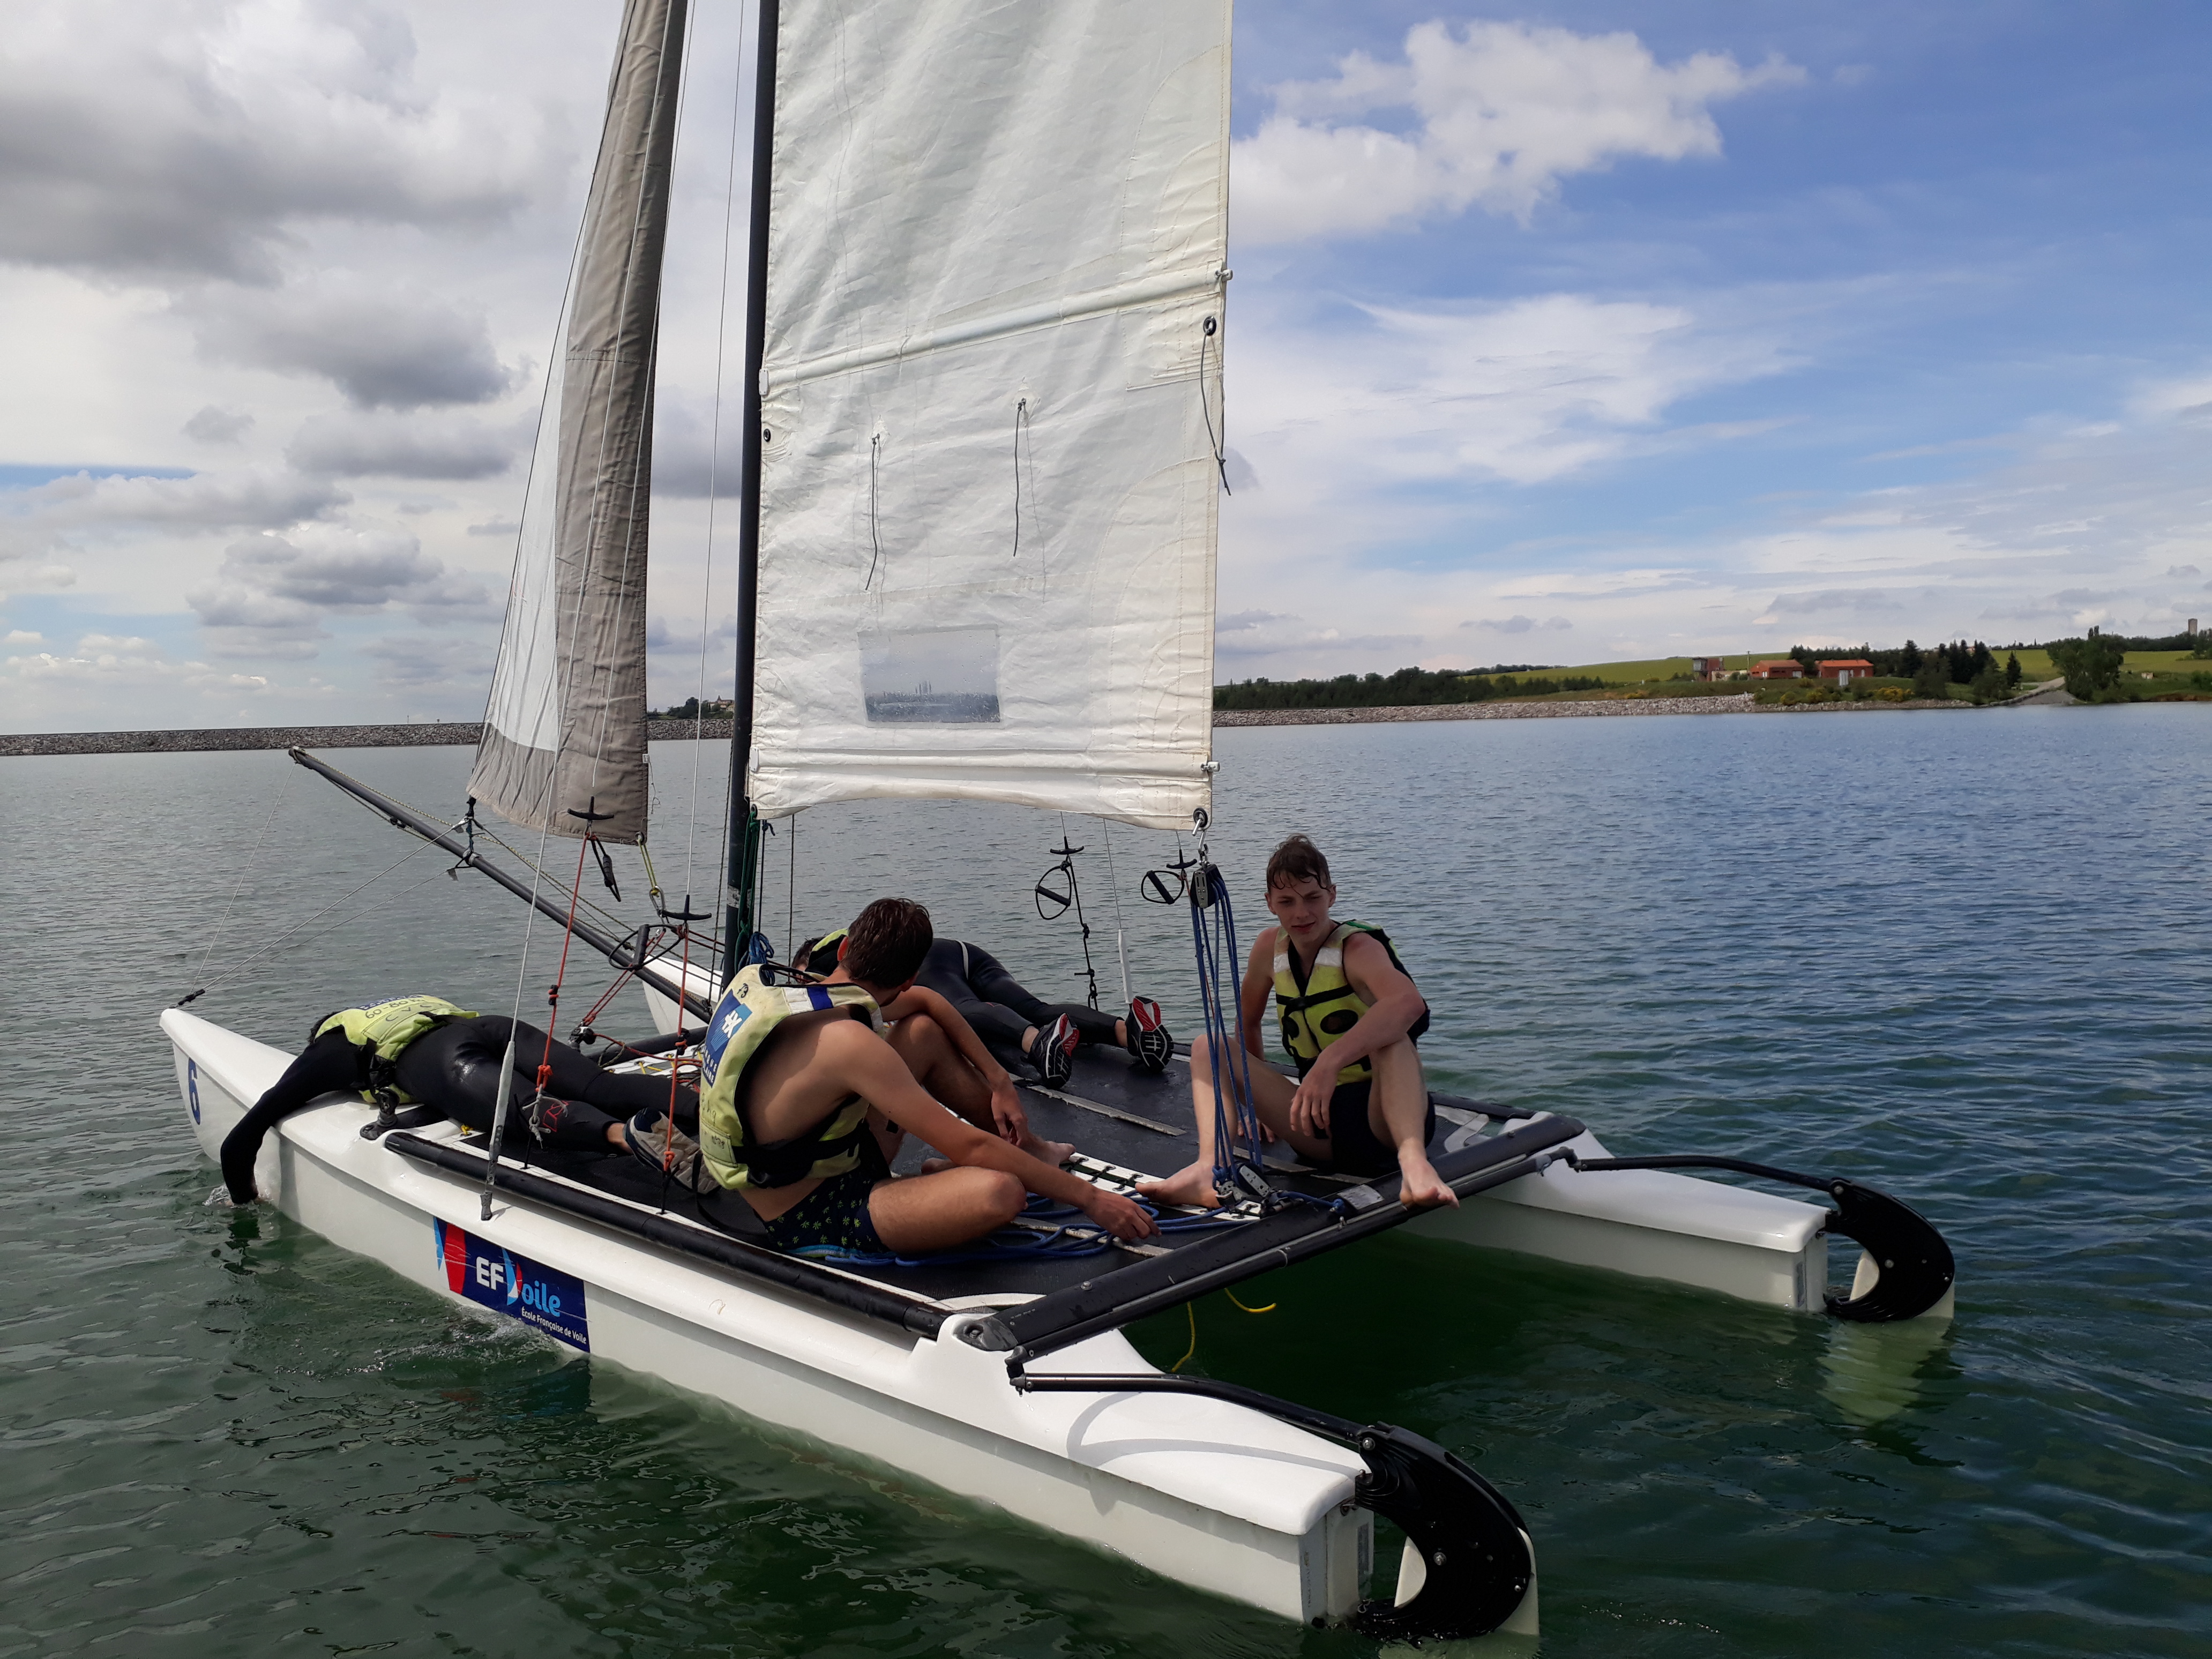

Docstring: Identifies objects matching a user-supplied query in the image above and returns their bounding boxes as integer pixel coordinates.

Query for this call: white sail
[751,0,1232,832]
[470,0,688,845]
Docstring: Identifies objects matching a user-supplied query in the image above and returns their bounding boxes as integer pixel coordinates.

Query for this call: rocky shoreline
[3,694,2028,757]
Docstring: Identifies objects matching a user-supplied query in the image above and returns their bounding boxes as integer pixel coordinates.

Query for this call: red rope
[535,831,596,1110]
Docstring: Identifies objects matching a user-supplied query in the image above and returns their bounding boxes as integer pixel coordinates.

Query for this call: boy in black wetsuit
[218,1006,674,1205]
[802,933,1173,1089]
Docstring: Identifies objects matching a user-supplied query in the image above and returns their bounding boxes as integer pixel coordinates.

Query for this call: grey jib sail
[469,0,687,845]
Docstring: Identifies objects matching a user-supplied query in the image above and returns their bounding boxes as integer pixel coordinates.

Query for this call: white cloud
[183,405,254,444]
[188,277,519,409]
[1235,21,1803,245]
[186,522,491,657]
[0,0,549,282]
[1461,614,1573,633]
[288,410,518,480]
[1232,293,1787,511]
[1214,607,1421,663]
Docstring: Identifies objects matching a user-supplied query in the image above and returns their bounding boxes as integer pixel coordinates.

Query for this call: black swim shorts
[1321,1079,1437,1178]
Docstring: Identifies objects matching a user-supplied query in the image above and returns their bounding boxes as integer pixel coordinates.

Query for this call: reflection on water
[1819,1317,1955,1426]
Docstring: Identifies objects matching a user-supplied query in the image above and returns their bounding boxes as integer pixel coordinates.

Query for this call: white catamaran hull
[647,969,1857,1319]
[163,1009,1390,1627]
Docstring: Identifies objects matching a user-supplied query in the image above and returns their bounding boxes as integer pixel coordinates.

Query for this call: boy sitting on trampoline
[1138,835,1456,1212]
[634,898,1156,1257]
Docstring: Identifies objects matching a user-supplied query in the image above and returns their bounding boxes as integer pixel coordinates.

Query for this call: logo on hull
[434,1218,591,1351]
[187,1058,201,1124]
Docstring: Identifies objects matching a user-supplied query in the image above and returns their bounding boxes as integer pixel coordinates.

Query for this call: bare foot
[1398,1155,1460,1209]
[1135,1162,1221,1210]
[1021,1133,1075,1166]
[918,1156,953,1175]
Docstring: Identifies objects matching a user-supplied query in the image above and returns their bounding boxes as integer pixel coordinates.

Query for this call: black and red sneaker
[1034,1013,1079,1089]
[1124,997,1172,1073]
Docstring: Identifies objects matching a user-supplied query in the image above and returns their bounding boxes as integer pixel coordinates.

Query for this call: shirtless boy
[1138,836,1456,1210]
[636,898,1155,1256]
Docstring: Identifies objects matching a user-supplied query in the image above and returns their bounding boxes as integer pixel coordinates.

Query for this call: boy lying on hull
[631,898,1156,1256]
[1138,835,1457,1212]
[217,998,674,1205]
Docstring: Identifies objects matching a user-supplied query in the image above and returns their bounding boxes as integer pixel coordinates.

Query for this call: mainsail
[749,0,1234,831]
[470,0,689,845]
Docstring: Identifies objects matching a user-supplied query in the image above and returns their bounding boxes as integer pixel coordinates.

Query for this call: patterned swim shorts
[765,1168,885,1257]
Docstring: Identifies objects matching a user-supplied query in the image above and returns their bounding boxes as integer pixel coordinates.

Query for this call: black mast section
[721,0,781,987]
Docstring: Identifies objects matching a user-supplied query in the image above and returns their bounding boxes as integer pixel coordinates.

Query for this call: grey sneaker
[626,1110,718,1194]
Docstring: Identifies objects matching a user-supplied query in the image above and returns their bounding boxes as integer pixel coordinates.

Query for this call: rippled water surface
[5,707,2208,1657]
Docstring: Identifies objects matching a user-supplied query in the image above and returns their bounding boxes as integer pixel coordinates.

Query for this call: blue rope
[797,1189,1249,1268]
[1191,864,1267,1199]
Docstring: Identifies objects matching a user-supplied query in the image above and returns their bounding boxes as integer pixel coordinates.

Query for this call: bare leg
[887,1014,1072,1164]
[867,1167,1027,1254]
[1137,1036,1316,1208]
[1370,1037,1454,1208]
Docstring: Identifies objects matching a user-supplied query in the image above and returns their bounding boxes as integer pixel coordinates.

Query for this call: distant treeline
[1213,666,1608,710]
[1787,640,1999,682]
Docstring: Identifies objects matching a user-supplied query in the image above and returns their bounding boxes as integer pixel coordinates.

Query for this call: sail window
[861,627,1002,724]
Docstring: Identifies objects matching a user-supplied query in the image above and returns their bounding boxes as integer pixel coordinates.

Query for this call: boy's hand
[1289,1070,1335,1138]
[989,1075,1027,1141]
[1079,1187,1159,1242]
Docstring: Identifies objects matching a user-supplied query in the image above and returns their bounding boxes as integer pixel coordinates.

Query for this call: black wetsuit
[219,1015,693,1203]
[914,939,1117,1054]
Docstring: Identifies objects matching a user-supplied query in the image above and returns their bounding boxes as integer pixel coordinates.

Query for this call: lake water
[4,706,2207,1657]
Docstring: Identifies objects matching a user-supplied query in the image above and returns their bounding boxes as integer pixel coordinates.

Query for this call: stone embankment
[5,687,2057,756]
[0,720,743,758]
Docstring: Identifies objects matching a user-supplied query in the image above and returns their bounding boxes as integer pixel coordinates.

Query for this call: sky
[4,0,2211,730]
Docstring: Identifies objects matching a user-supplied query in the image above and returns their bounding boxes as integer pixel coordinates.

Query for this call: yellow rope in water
[1170,1303,1197,1372]
[1224,1289,1276,1313]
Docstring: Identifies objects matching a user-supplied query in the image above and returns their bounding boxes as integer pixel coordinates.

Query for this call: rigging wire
[182,831,444,1003]
[1097,816,1132,1007]
[176,763,292,1006]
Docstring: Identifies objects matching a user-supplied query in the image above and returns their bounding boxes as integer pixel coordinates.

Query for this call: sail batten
[749,0,1233,832]
[470,0,688,845]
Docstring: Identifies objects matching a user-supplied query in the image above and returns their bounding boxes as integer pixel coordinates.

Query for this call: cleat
[1125,996,1172,1073]
[1035,1013,1079,1089]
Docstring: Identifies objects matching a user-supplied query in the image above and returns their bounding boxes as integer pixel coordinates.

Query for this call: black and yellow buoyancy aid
[697,963,885,1190]
[1273,923,1428,1086]
[312,995,476,1102]
[795,928,848,979]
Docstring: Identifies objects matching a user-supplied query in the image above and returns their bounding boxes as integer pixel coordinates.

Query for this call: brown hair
[1265,834,1332,892]
[841,898,933,989]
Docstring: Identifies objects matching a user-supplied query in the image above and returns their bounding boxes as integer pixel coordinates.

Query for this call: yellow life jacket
[1272,923,1425,1086]
[697,965,885,1190]
[795,928,848,978]
[313,996,476,1103]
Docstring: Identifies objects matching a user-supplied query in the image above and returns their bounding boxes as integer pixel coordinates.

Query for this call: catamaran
[162,0,1955,1640]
